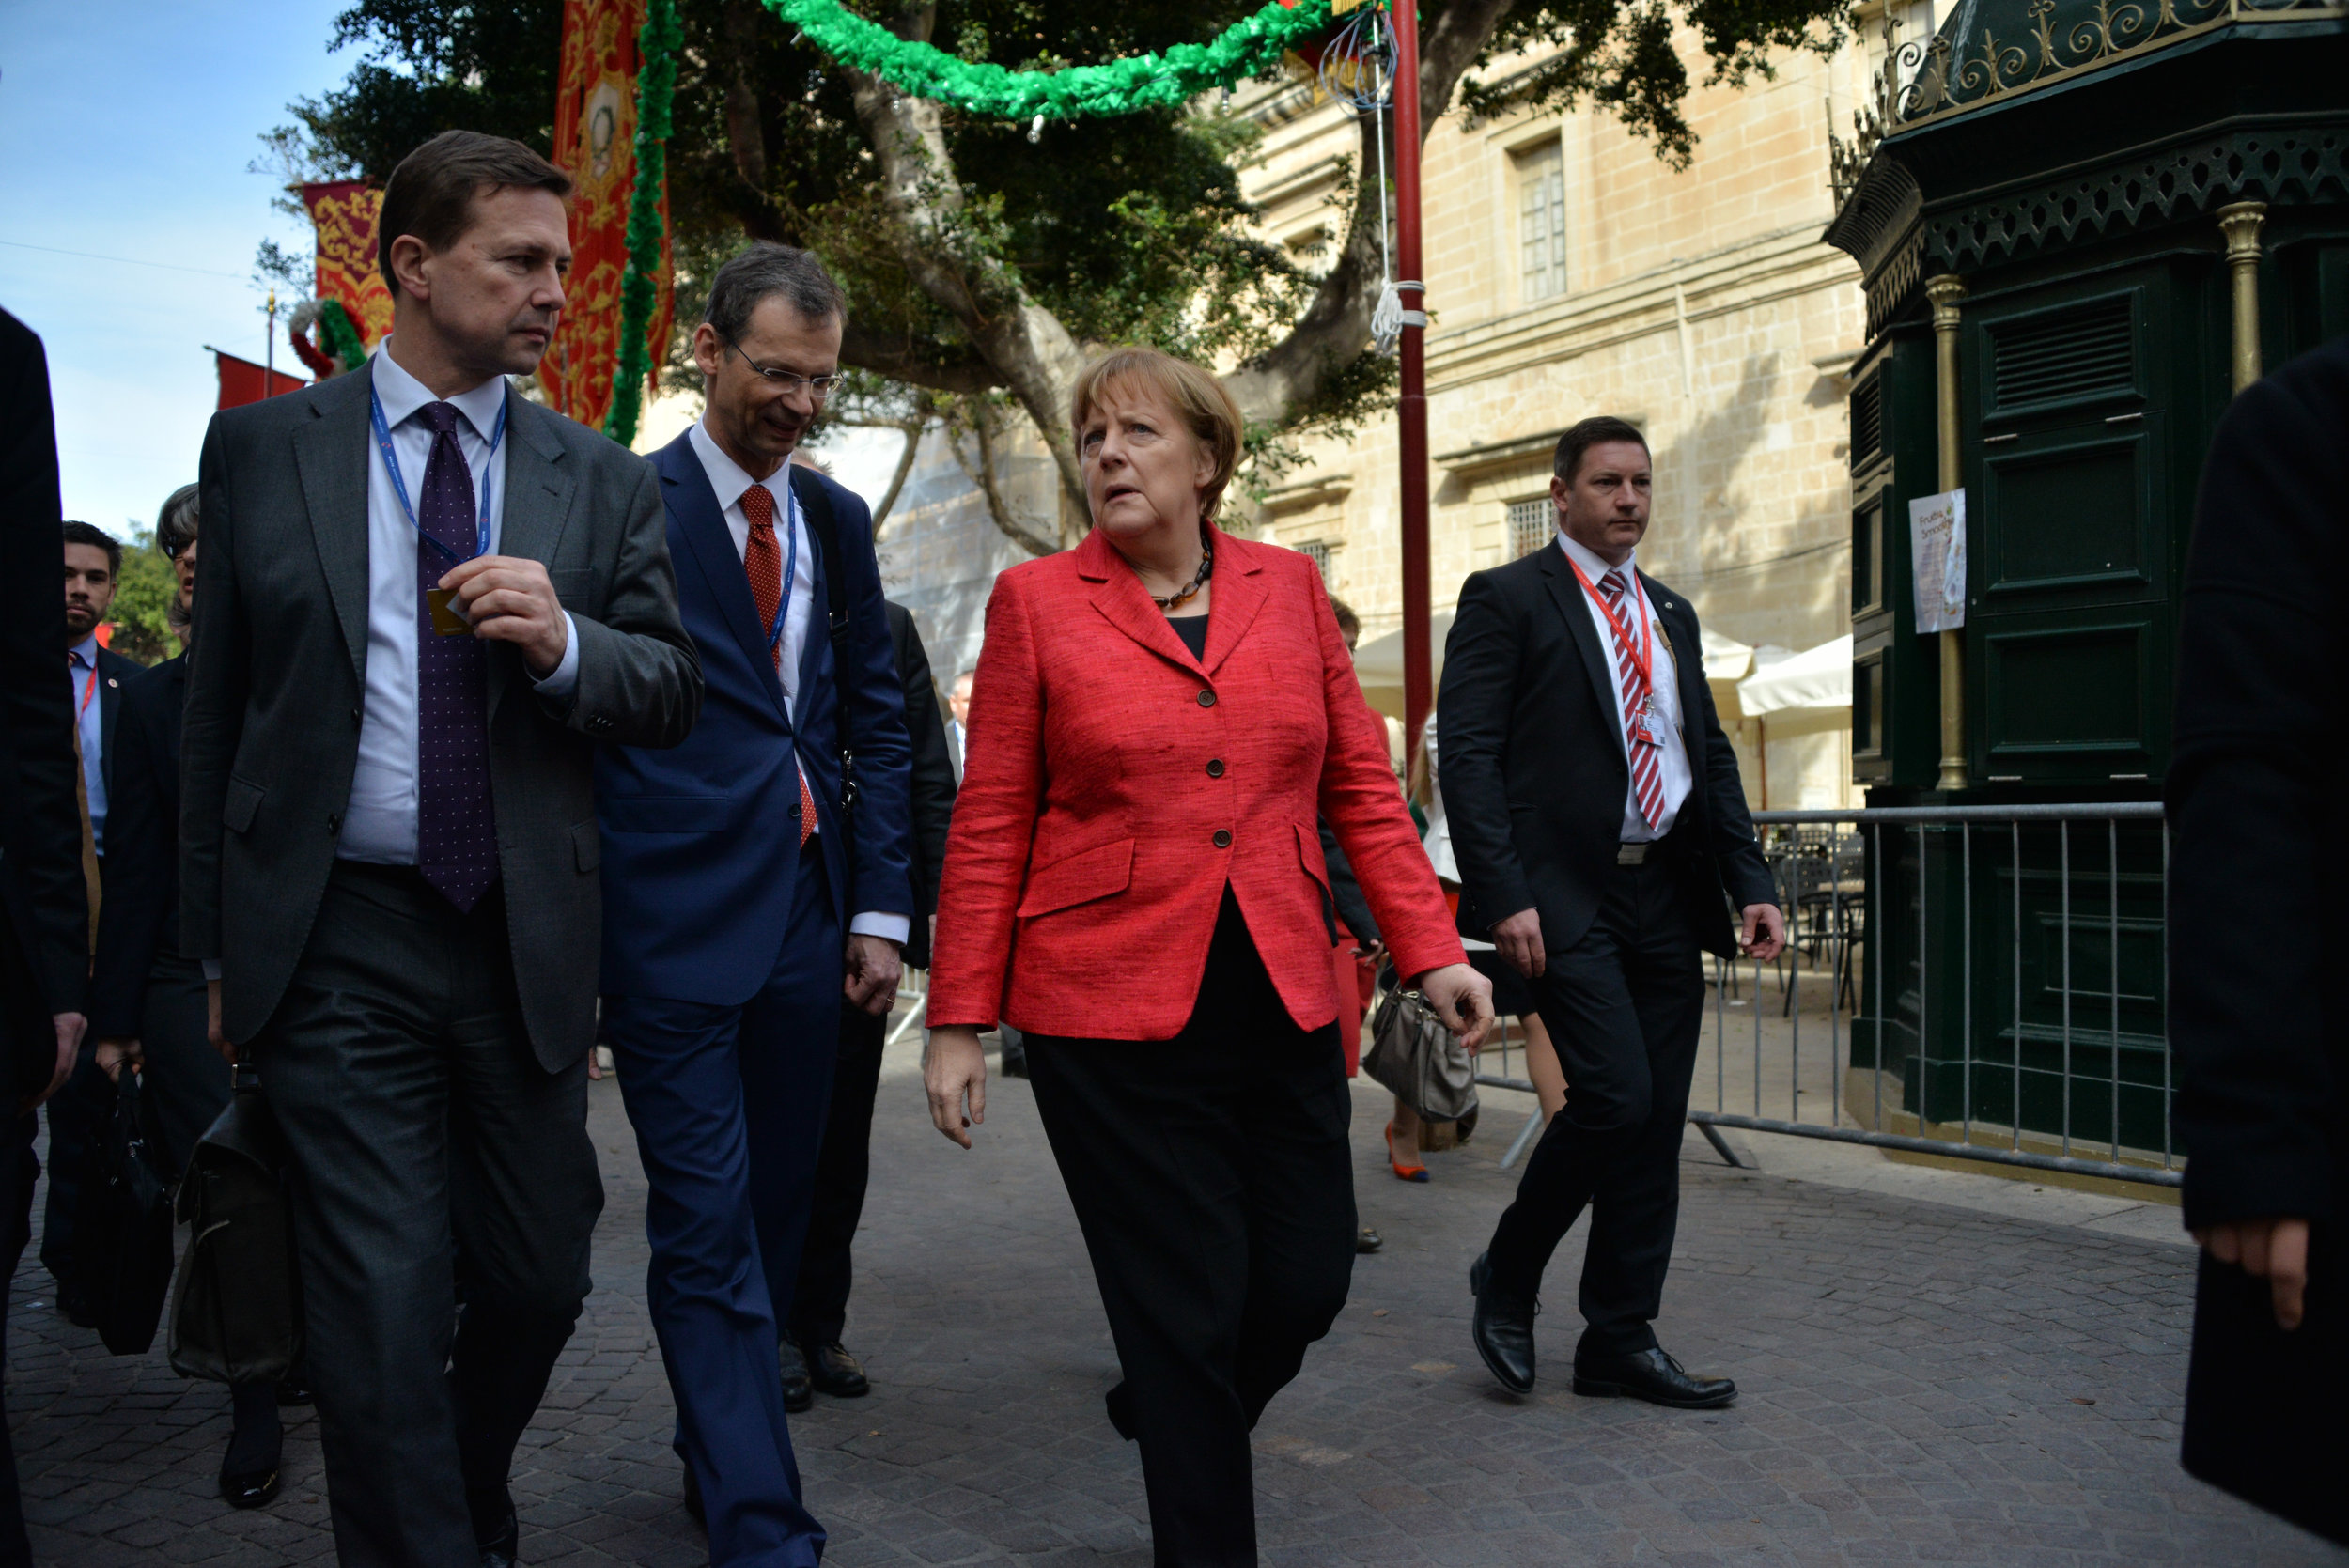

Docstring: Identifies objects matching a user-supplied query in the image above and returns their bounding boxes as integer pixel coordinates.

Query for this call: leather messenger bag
[167,1063,303,1384]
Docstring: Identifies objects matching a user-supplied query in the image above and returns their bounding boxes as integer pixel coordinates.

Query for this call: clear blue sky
[1,0,357,540]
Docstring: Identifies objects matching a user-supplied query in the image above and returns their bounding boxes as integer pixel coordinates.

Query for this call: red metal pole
[1391,0,1431,755]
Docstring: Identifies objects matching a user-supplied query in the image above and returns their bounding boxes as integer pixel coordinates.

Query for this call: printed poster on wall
[1908,489,1968,633]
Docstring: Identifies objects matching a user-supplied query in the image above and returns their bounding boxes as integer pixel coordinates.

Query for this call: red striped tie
[1599,569,1668,831]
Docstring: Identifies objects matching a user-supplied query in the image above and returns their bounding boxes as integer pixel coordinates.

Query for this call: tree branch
[1224,0,1517,426]
[945,403,1059,557]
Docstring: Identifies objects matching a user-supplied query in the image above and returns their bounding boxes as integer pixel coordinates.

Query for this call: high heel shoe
[1386,1121,1430,1183]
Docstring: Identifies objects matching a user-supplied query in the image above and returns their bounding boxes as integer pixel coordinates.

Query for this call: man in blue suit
[595,243,913,1565]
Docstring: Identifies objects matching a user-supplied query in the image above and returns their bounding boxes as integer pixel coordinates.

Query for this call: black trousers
[133,953,223,1173]
[256,862,603,1568]
[787,1003,885,1346]
[1484,854,1708,1359]
[1027,893,1356,1568]
[0,1111,37,1568]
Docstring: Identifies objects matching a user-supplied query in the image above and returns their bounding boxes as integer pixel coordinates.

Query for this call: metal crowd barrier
[1477,802,2180,1188]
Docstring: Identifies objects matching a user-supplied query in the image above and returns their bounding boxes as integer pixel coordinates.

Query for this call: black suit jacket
[186,358,702,1067]
[91,652,184,1038]
[1437,543,1772,959]
[87,641,139,829]
[2170,335,2349,1545]
[884,600,957,970]
[0,307,88,1091]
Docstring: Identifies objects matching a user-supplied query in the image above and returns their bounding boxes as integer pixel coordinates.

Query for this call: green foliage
[106,533,179,669]
[606,0,684,443]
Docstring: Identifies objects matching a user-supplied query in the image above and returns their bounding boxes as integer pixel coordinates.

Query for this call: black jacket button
[1197,689,1216,707]
[326,814,341,833]
[1206,759,1225,778]
[1212,829,1232,848]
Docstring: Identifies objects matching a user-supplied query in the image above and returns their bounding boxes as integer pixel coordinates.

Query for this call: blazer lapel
[1199,526,1267,676]
[489,398,578,718]
[1077,527,1203,674]
[661,435,792,728]
[289,367,375,684]
[789,477,828,732]
[1643,574,1709,778]
[1538,547,1628,761]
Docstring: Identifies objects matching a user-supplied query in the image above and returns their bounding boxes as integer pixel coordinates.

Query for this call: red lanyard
[71,650,99,720]
[1564,557,1654,697]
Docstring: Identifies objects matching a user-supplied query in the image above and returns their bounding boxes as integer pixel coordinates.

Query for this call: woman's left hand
[1413,963,1495,1052]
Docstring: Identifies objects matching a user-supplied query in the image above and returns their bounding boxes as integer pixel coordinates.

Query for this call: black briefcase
[167,1065,303,1385]
[67,1065,177,1356]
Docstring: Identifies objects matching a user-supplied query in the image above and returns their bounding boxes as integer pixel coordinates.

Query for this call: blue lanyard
[764,475,801,662]
[369,383,509,561]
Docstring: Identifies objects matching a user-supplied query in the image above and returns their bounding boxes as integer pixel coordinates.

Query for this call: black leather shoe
[1469,1250,1538,1396]
[274,1378,313,1407]
[473,1490,518,1568]
[1356,1226,1383,1254]
[1104,1381,1137,1441]
[56,1282,96,1330]
[778,1338,814,1413]
[801,1338,870,1398]
[1572,1345,1736,1409]
[219,1462,281,1510]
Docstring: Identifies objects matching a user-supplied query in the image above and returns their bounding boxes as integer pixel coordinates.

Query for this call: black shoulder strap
[789,465,849,650]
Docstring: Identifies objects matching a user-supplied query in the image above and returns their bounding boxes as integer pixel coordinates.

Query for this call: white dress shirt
[338,338,580,864]
[685,416,908,947]
[1554,531,1693,842]
[68,631,108,854]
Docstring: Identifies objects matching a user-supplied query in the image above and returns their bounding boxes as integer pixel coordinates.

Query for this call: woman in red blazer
[925,347,1491,1565]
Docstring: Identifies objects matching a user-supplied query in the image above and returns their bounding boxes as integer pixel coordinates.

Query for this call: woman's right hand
[924,1026,989,1149]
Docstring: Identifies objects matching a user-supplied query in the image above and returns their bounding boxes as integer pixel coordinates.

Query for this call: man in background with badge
[1438,416,1783,1408]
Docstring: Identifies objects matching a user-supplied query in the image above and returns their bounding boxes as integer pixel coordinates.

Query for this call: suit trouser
[134,953,223,1172]
[1483,855,1708,1358]
[257,862,603,1568]
[39,856,101,1281]
[787,1001,884,1346]
[1025,894,1357,1568]
[0,1111,37,1568]
[603,838,838,1567]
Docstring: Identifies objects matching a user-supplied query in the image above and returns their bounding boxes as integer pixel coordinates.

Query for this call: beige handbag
[1361,970,1480,1123]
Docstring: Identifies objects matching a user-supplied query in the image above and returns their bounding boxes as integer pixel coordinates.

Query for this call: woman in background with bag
[90,485,292,1511]
[922,346,1492,1567]
[1382,714,1568,1180]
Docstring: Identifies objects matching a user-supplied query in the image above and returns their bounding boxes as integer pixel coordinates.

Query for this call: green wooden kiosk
[1823,0,2349,1162]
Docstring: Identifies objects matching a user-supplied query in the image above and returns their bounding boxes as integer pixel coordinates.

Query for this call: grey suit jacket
[182,359,702,1069]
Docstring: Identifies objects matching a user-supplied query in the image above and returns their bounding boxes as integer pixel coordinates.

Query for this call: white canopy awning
[1351,613,1453,722]
[1737,634,1852,731]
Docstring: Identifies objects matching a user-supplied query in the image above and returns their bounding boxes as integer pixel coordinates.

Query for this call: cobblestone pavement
[11,1043,2343,1566]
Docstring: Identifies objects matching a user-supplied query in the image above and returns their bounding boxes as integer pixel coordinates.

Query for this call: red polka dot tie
[740,483,817,850]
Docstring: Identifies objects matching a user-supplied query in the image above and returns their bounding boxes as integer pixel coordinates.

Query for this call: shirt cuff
[848,912,910,947]
[202,960,222,982]
[530,613,582,700]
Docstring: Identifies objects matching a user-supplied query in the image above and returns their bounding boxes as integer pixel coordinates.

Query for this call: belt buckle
[1616,841,1649,866]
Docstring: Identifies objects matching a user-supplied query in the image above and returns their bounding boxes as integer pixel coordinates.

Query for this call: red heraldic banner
[215,350,309,411]
[544,0,676,430]
[301,181,396,349]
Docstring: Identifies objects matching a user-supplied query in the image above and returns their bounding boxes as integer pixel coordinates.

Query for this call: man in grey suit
[184,132,701,1568]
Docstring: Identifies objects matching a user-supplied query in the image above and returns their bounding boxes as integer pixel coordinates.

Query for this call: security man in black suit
[782,598,957,1407]
[0,304,91,1568]
[1439,416,1783,1406]
[43,520,144,1308]
[2170,335,2349,1546]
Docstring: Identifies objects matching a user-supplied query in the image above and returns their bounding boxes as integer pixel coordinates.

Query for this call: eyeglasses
[723,336,844,398]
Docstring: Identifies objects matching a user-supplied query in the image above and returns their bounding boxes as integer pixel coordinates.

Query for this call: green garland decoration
[599,0,1338,442]
[769,0,1335,120]
[605,0,684,446]
[317,299,368,374]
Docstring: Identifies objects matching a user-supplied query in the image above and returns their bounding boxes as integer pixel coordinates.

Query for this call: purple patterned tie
[415,401,498,910]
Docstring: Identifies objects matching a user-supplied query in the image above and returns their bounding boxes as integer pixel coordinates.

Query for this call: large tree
[283,0,1841,547]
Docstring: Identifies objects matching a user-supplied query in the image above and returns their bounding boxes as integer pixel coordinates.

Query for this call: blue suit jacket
[595,433,914,1005]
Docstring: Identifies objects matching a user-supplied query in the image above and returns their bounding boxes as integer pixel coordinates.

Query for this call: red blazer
[928,524,1465,1041]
